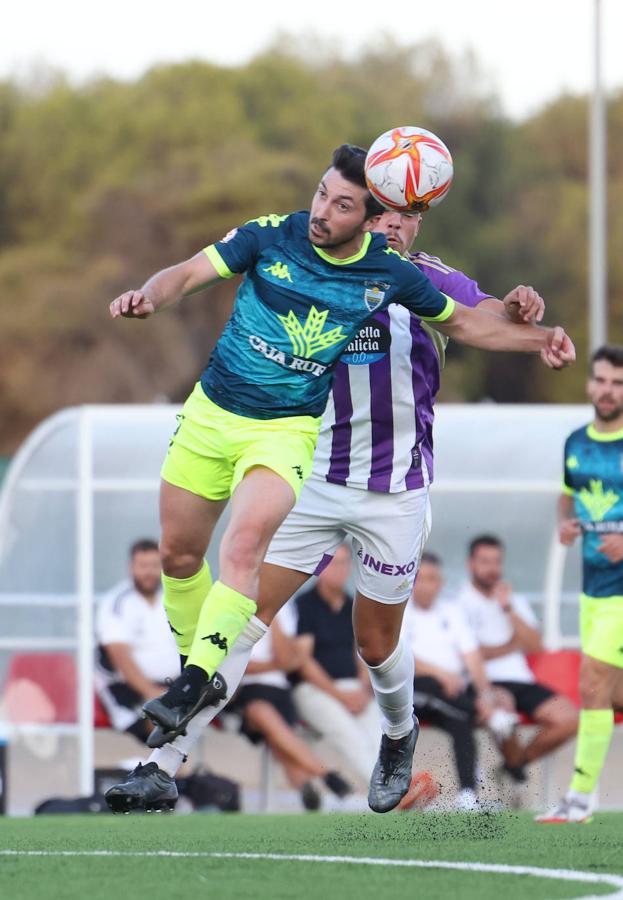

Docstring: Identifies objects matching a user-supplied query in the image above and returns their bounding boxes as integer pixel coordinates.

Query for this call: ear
[363,214,382,233]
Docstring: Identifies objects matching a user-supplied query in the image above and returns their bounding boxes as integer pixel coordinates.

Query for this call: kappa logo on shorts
[357,549,417,577]
[292,465,304,481]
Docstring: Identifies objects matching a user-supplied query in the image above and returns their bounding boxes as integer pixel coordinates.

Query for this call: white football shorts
[264,473,431,604]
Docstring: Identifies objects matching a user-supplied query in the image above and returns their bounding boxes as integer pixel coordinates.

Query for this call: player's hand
[540,327,576,369]
[338,687,369,715]
[559,517,581,545]
[503,285,545,323]
[597,533,623,563]
[109,290,156,320]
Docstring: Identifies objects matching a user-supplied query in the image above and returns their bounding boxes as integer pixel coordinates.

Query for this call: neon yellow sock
[187,580,257,679]
[162,561,212,656]
[570,708,614,794]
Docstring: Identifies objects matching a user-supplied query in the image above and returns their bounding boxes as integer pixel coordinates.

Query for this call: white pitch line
[1,850,622,900]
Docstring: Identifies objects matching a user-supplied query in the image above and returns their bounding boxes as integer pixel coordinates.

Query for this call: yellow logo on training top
[578,479,620,521]
[566,455,580,470]
[278,306,346,358]
[263,262,293,283]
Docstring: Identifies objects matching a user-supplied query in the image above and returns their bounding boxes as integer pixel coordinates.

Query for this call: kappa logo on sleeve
[221,228,238,243]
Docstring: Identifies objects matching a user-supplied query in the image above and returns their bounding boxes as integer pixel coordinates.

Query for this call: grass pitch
[1,812,622,900]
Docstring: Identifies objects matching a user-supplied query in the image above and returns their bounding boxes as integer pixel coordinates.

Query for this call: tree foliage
[0,40,620,452]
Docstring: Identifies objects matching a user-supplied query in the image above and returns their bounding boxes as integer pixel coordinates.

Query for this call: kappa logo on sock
[202,632,229,651]
[167,621,182,636]
[574,766,589,777]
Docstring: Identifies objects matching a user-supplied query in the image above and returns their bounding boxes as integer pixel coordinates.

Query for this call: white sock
[364,639,415,740]
[150,615,267,777]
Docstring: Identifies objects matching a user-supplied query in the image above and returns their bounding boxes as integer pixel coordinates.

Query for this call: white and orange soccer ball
[365,126,454,213]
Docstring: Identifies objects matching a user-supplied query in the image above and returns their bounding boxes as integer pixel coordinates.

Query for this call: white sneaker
[534,791,593,824]
[455,788,479,811]
[488,709,520,742]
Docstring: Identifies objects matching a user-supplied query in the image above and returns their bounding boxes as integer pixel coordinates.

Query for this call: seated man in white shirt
[406,552,518,810]
[95,539,180,743]
[457,534,578,783]
[231,611,353,810]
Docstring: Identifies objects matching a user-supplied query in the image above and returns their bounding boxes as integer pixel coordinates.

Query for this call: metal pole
[589,0,607,351]
[76,408,94,796]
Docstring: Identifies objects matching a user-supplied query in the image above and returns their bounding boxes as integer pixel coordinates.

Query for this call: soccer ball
[365,126,454,213]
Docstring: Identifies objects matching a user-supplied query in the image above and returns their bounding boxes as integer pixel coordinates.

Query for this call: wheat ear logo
[578,479,620,521]
[278,306,346,358]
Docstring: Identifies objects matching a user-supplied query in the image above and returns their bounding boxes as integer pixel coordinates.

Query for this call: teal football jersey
[200,211,454,419]
[563,423,623,597]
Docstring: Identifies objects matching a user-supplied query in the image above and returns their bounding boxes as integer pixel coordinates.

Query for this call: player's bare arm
[558,493,581,545]
[433,303,576,369]
[109,251,221,319]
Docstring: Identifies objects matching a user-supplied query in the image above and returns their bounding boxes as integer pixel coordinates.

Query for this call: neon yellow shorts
[580,593,623,669]
[161,382,321,501]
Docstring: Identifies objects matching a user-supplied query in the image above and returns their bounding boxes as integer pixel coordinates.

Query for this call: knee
[159,539,203,579]
[357,635,397,668]
[221,527,263,576]
[579,659,611,707]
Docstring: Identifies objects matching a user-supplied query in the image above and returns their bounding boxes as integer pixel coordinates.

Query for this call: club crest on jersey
[363,281,389,312]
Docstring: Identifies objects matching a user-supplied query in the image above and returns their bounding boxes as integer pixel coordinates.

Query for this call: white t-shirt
[456,582,538,684]
[403,600,478,686]
[95,580,179,686]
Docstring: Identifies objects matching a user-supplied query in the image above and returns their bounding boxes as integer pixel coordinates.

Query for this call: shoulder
[243,210,305,240]
[566,424,590,446]
[100,582,136,618]
[409,251,456,275]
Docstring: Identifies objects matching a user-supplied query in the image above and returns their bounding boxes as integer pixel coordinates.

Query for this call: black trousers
[413,676,478,791]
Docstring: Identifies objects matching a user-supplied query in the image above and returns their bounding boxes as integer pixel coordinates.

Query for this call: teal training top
[199,210,454,419]
[563,423,623,597]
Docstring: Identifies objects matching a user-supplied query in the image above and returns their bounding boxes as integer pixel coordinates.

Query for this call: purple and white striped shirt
[313,252,491,493]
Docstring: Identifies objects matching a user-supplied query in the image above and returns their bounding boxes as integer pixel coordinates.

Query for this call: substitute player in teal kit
[538,345,623,823]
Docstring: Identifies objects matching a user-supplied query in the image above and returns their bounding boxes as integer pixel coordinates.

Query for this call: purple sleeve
[411,252,493,309]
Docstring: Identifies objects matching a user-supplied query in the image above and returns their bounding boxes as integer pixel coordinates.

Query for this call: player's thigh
[257,563,313,626]
[580,594,623,671]
[264,475,348,576]
[159,479,227,568]
[226,466,297,552]
[349,487,430,604]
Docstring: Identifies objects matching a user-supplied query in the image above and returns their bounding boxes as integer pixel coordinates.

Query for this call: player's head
[309,144,384,249]
[587,344,623,424]
[468,534,504,592]
[129,538,161,597]
[412,552,443,609]
[375,210,423,255]
[317,542,352,594]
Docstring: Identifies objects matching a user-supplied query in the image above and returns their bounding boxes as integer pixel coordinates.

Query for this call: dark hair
[420,551,441,567]
[468,534,504,557]
[130,538,159,558]
[330,144,385,219]
[590,344,623,373]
